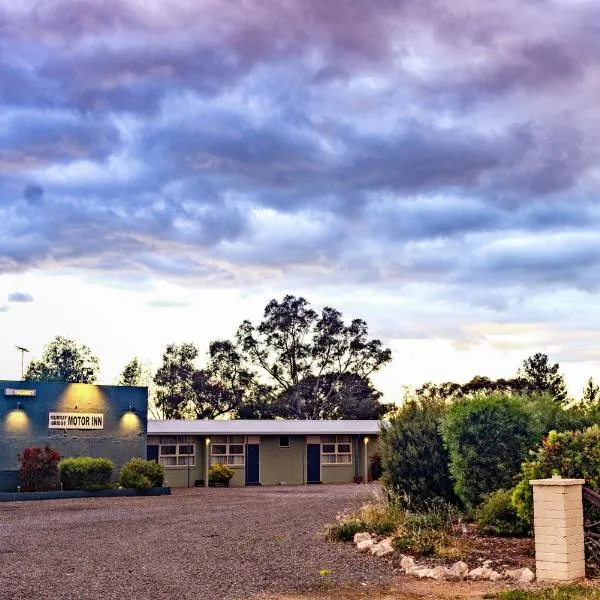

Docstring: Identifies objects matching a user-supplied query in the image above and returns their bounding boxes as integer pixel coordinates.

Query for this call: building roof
[147,419,381,436]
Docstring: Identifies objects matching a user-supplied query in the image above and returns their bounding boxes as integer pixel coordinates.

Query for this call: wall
[260,435,306,485]
[0,381,147,491]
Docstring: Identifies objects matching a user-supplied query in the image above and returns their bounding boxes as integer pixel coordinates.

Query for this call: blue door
[307,444,321,484]
[245,444,260,485]
[147,445,159,463]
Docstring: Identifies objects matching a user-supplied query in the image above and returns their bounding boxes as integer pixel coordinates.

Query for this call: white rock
[432,566,449,580]
[371,537,394,557]
[445,561,469,581]
[353,532,372,545]
[413,567,435,579]
[483,560,493,568]
[468,567,501,581]
[357,539,374,552]
[505,567,535,584]
[400,556,415,572]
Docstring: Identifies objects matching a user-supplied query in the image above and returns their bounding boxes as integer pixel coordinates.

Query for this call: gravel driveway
[0,485,394,600]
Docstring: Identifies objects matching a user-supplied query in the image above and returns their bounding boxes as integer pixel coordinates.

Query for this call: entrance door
[147,445,159,463]
[245,444,260,485]
[306,444,321,484]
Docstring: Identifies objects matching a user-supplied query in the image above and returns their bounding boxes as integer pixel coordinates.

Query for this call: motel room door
[306,444,321,484]
[147,445,159,463]
[245,444,260,485]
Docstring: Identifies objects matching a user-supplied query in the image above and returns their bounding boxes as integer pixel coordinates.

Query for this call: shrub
[474,489,529,537]
[380,397,456,506]
[209,463,235,484]
[60,457,114,491]
[119,458,164,490]
[324,497,402,542]
[513,426,600,524]
[440,394,537,509]
[18,446,61,492]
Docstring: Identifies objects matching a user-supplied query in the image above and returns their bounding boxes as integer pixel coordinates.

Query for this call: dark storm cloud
[0,0,599,300]
[8,292,34,303]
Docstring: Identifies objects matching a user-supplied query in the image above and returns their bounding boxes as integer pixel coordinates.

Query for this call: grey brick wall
[0,381,147,492]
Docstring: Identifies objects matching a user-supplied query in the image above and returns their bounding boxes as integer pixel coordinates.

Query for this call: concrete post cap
[529,477,586,486]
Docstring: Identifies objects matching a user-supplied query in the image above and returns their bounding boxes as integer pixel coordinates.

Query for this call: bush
[440,394,537,509]
[474,489,529,537]
[119,458,164,490]
[209,463,235,484]
[18,446,61,492]
[380,397,456,506]
[513,426,600,524]
[324,497,402,542]
[60,457,114,491]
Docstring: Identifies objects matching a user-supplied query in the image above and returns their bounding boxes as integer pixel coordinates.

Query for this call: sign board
[48,413,104,430]
[4,388,36,397]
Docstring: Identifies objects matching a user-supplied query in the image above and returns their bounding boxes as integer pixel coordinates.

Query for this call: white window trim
[321,436,353,466]
[159,436,196,468]
[210,436,245,468]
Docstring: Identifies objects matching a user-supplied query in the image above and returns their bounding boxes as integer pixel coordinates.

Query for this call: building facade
[147,420,380,487]
[0,380,148,492]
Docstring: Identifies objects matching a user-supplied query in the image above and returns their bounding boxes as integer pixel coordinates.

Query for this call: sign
[4,388,36,397]
[48,412,104,430]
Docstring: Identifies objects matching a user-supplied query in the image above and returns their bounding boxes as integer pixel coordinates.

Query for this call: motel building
[1,380,380,491]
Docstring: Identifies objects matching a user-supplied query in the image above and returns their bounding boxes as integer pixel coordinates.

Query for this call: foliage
[209,463,235,483]
[392,497,461,557]
[380,396,456,505]
[370,452,383,480]
[524,393,592,439]
[24,336,99,383]
[474,489,529,537]
[582,377,600,408]
[118,357,143,386]
[323,497,402,542]
[18,446,61,492]
[513,426,600,524]
[415,376,527,402]
[119,458,164,490]
[493,586,600,600]
[60,457,114,491]
[517,352,568,404]
[440,394,537,509]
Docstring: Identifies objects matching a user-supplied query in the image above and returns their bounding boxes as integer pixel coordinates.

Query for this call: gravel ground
[0,484,394,600]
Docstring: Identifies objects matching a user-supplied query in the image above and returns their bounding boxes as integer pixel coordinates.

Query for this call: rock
[483,560,493,568]
[400,556,415,572]
[353,532,372,545]
[371,537,394,557]
[413,567,435,579]
[356,539,374,552]
[431,566,449,580]
[505,567,535,584]
[468,567,501,582]
[445,561,469,581]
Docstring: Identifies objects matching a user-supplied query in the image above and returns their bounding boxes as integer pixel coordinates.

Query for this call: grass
[490,586,600,600]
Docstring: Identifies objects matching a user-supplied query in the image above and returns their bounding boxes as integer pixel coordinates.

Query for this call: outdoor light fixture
[205,437,211,446]
[16,401,22,410]
[128,405,136,413]
[364,437,369,444]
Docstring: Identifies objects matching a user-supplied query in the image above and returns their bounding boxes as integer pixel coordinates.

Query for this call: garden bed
[0,486,170,502]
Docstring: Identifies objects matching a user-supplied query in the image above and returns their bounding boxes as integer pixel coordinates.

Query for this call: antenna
[15,346,30,380]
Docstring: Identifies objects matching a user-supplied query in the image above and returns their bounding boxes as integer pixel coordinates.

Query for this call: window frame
[320,435,353,465]
[210,436,246,467]
[159,436,196,468]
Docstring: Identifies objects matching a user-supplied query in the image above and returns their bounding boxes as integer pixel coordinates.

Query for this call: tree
[231,295,392,418]
[582,377,600,407]
[414,376,527,402]
[517,353,568,404]
[118,357,143,386]
[24,336,99,383]
[380,395,456,506]
[153,343,245,420]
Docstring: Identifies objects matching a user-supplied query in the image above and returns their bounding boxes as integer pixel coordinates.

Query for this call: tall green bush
[513,426,600,524]
[60,457,114,490]
[440,394,536,509]
[119,458,164,490]
[380,397,456,506]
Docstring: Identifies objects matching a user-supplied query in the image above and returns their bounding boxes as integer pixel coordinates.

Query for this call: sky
[1,0,599,403]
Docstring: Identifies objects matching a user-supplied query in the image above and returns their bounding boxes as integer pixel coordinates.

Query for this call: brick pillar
[530,476,586,583]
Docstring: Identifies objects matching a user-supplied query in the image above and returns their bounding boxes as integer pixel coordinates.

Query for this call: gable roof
[147,419,381,436]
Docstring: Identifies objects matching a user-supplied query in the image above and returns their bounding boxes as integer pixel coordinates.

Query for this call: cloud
[8,292,34,303]
[147,299,189,308]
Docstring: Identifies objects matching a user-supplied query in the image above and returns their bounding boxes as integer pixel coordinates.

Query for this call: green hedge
[60,457,114,491]
[119,458,164,490]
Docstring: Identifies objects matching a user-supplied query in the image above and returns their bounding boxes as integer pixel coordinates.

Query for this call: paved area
[0,485,394,600]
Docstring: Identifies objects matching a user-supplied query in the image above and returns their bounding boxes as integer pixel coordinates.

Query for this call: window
[210,435,245,466]
[159,436,195,467]
[279,435,290,448]
[321,435,352,464]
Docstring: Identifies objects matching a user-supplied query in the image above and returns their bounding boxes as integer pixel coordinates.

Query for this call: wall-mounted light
[205,437,211,446]
[128,405,136,413]
[16,401,22,410]
[364,436,369,444]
